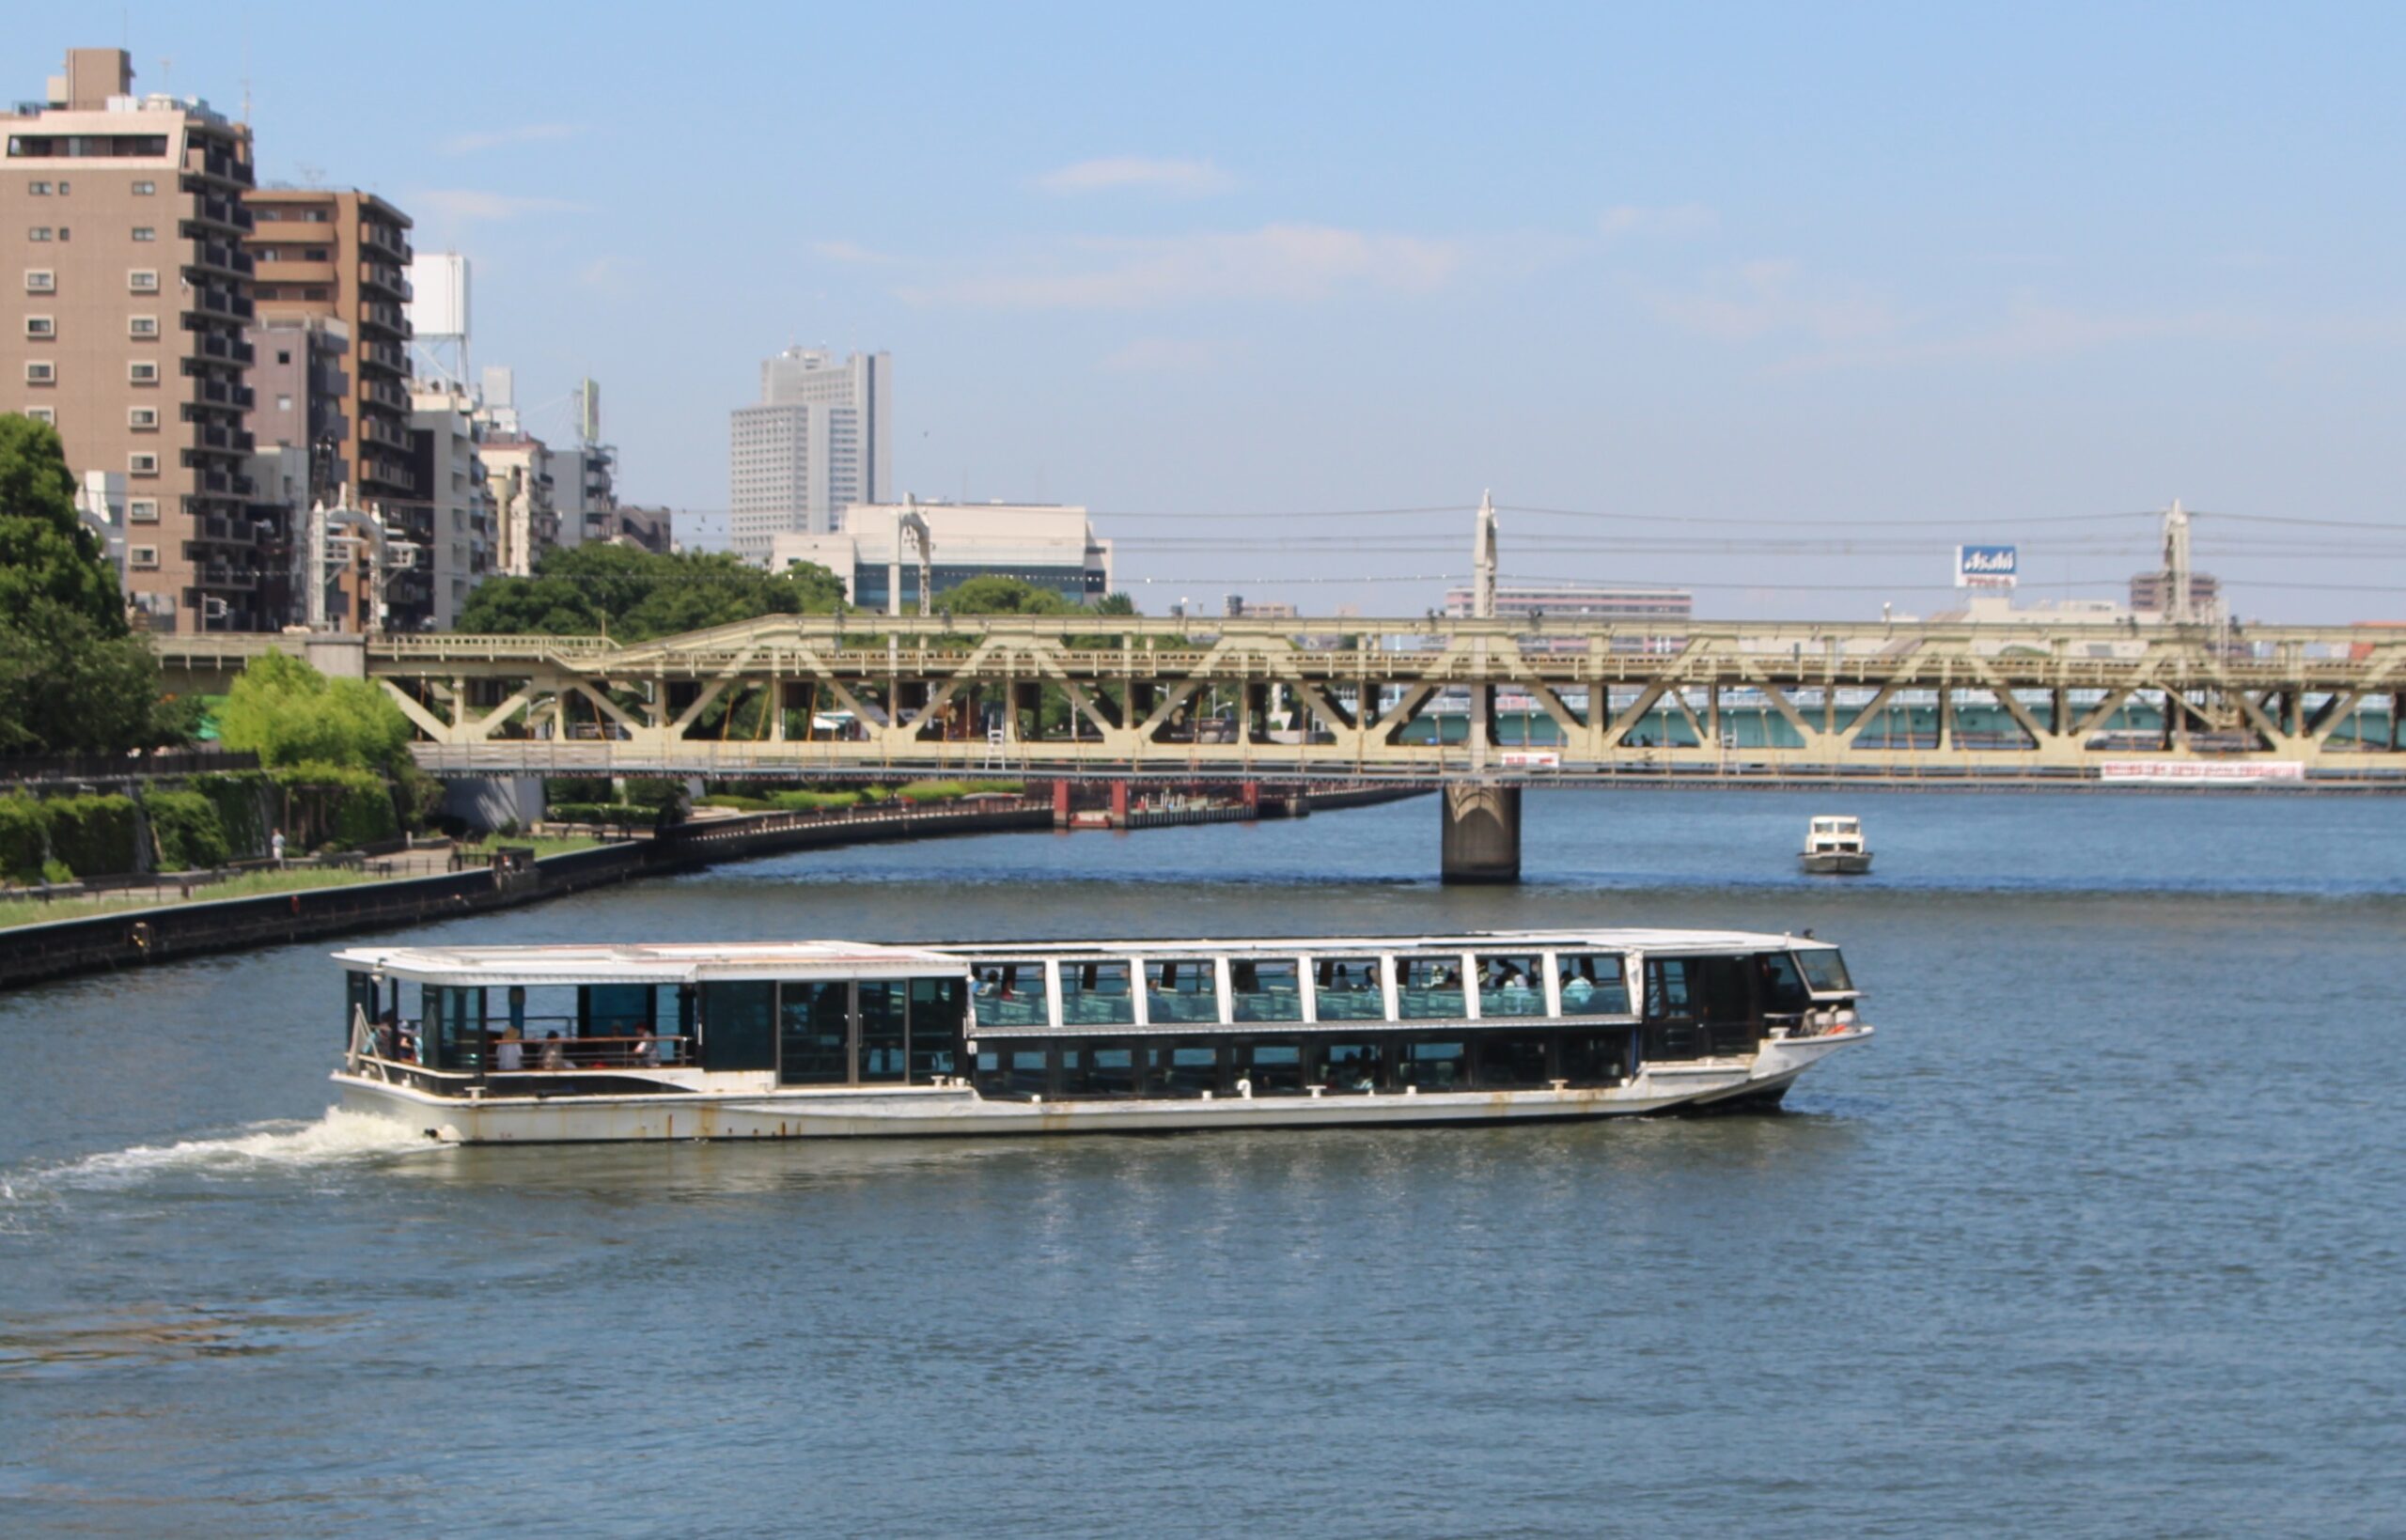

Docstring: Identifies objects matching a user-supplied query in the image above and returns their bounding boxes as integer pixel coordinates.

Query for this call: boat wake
[17,1107,426,1194]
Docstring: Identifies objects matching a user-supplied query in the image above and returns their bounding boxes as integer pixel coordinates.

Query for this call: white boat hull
[335,1029,1866,1143]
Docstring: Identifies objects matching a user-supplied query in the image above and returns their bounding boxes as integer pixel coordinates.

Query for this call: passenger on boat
[633,1024,659,1067]
[539,1031,568,1071]
[507,986,527,1037]
[494,1024,524,1072]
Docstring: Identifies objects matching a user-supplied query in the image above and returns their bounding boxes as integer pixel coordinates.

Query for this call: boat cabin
[332,931,1859,1105]
[1804,816,1865,854]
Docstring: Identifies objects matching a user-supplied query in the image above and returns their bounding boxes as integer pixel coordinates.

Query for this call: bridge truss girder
[328,614,2406,784]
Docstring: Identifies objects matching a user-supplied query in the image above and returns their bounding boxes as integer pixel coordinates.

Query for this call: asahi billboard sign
[1955,544,2018,590]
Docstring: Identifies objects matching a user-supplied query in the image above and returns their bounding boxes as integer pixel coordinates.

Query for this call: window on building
[128,407,158,429]
[129,499,158,522]
[23,315,53,337]
[128,453,158,475]
[275,350,291,365]
[131,226,155,242]
[128,361,158,383]
[129,547,159,569]
[129,315,157,337]
[131,179,154,195]
[304,247,329,261]
[26,227,52,241]
[23,361,54,383]
[128,269,158,292]
[26,181,49,194]
[56,181,69,194]
[274,395,292,412]
[24,268,53,291]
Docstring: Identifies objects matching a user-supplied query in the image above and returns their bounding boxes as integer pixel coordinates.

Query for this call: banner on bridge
[2099,760,2304,785]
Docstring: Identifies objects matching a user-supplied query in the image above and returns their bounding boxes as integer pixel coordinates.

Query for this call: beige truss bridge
[156,614,2406,788]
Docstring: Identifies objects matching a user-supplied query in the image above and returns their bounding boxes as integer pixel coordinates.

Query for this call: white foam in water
[37,1107,427,1190]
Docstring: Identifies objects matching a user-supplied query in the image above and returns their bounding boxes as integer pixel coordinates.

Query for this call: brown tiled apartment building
[244,188,421,627]
[2,48,268,631]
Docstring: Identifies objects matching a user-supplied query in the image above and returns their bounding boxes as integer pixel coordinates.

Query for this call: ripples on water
[1,789,2402,1536]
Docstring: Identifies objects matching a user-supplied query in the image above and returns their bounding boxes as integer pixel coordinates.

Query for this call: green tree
[0,414,188,753]
[455,543,847,641]
[935,575,1075,615]
[216,649,414,772]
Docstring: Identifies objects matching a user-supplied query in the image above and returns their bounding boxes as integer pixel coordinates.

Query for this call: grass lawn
[0,866,383,930]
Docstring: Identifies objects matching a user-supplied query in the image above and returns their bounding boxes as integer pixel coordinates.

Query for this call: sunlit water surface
[3,789,2402,1536]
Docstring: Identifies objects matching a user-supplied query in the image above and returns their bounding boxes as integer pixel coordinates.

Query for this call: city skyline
[18,4,2406,620]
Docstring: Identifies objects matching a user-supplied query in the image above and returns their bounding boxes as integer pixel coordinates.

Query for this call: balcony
[184,148,252,187]
[192,423,256,455]
[195,468,256,499]
[192,562,261,592]
[361,456,415,493]
[361,415,412,452]
[195,379,256,411]
[190,194,254,233]
[359,301,410,338]
[357,340,408,376]
[360,223,409,260]
[186,241,255,278]
[360,262,410,300]
[184,288,255,323]
[188,333,256,367]
[362,378,410,412]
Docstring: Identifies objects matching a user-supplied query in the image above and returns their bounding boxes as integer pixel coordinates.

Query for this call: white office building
[770,502,1111,612]
[729,347,891,560]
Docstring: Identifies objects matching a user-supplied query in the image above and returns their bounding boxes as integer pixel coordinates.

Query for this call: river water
[2,789,2401,1537]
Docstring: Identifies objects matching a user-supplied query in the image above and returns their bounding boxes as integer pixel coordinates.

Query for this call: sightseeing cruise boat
[1800,815,1873,876]
[329,929,1872,1143]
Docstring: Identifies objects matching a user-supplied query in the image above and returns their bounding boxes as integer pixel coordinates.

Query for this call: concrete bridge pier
[1440,783,1522,884]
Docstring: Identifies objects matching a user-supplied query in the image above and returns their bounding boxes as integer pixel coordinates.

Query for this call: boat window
[1229,957,1305,1023]
[778,980,851,1085]
[700,980,775,1072]
[1646,958,1694,1019]
[421,984,484,1071]
[1062,1041,1138,1097]
[1396,956,1467,1019]
[1559,1030,1632,1085]
[908,977,964,1081]
[1555,953,1632,1015]
[1320,1041,1383,1093]
[1310,956,1386,1020]
[857,980,907,1082]
[1004,1046,1051,1097]
[1796,948,1853,993]
[343,970,379,1047]
[1238,1041,1305,1094]
[1476,1033,1552,1088]
[1398,1037,1466,1088]
[1474,953,1547,1019]
[972,961,1049,1030]
[1141,1042,1222,1096]
[1059,959,1135,1027]
[1146,958,1220,1025]
[583,984,652,1039]
[1757,954,1812,1016]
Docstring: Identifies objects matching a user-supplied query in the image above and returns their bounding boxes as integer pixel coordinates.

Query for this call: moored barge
[331,929,1872,1142]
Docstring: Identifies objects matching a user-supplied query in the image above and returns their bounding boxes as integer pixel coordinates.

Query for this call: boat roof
[336,929,1837,987]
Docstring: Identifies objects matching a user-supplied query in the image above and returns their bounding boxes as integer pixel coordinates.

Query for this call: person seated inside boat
[632,1023,659,1067]
[539,1031,568,1071]
[494,1023,524,1072]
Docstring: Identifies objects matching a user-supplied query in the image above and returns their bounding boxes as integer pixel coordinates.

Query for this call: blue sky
[63,2,2406,618]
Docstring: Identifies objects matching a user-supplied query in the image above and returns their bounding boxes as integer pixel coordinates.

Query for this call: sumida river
[3,789,2402,1537]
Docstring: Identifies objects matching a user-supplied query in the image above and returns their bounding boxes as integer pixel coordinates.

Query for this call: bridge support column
[1109,780,1130,828]
[1440,784,1521,885]
[1053,780,1071,828]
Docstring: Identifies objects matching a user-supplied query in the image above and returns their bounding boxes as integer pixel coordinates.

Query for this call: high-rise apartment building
[2,48,266,631]
[244,187,419,625]
[407,381,493,627]
[729,347,888,560]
